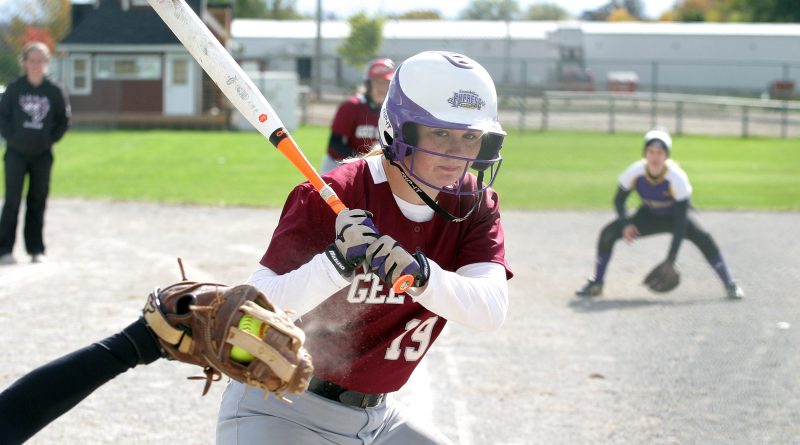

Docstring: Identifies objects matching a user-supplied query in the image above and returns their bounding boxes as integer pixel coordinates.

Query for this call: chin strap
[386,157,483,223]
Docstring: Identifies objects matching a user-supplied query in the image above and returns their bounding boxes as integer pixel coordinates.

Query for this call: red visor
[366,59,396,80]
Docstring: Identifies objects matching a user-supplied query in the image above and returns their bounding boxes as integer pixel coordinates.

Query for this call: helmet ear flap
[382,130,393,146]
[473,133,504,171]
[401,123,418,157]
[378,102,395,155]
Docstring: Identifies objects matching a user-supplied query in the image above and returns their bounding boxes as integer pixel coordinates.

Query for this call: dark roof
[62,0,203,46]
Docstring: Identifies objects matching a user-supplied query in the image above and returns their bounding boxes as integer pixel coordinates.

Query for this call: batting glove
[325,209,380,277]
[366,235,430,289]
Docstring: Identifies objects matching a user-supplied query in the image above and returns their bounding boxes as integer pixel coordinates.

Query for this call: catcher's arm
[0,318,162,443]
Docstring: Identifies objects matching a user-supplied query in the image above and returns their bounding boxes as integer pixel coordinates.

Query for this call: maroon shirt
[261,159,511,393]
[327,94,380,161]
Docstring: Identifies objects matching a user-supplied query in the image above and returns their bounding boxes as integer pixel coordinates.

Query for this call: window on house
[124,0,151,8]
[172,59,188,85]
[69,55,91,95]
[95,55,161,80]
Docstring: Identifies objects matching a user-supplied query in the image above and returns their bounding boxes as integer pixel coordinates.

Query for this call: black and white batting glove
[325,208,380,278]
[365,235,430,289]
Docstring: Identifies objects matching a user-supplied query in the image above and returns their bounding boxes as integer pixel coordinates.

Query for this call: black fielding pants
[597,206,721,262]
[0,148,53,255]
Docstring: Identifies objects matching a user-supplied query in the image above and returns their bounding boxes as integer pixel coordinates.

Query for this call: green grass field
[4,127,798,210]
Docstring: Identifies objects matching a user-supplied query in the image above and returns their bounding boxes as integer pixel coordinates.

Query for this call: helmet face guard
[392,132,504,196]
[379,51,505,198]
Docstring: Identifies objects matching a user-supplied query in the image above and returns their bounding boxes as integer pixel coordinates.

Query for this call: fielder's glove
[325,208,380,277]
[142,264,313,400]
[643,260,680,293]
[366,235,430,289]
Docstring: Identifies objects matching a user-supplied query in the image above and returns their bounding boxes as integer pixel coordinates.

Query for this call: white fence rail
[505,91,800,138]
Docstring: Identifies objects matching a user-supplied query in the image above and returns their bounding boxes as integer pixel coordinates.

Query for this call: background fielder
[576,127,744,299]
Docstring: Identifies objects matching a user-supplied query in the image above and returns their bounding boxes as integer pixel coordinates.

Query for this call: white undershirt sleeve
[245,254,351,321]
[408,260,509,332]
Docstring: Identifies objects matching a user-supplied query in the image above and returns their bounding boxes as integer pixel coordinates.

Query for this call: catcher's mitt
[643,261,680,293]
[142,262,313,400]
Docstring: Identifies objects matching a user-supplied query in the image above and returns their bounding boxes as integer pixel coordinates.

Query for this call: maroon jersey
[327,94,380,161]
[261,159,511,393]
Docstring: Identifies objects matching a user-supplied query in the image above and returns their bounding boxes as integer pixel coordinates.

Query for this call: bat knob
[392,275,415,294]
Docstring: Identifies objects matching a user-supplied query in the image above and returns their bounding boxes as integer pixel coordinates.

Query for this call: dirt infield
[1,199,798,444]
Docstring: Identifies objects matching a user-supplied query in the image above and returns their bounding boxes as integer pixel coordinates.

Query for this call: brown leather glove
[643,261,680,293]
[142,272,313,400]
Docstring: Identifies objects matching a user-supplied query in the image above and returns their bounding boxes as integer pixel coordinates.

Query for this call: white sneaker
[0,253,16,265]
[31,254,47,264]
[726,282,744,299]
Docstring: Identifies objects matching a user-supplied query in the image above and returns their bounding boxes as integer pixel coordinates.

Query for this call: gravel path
[1,199,798,444]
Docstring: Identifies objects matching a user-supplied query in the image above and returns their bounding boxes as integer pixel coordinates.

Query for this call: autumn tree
[739,0,800,22]
[608,8,637,21]
[0,0,68,84]
[234,0,303,19]
[3,0,69,53]
[460,0,521,21]
[580,0,644,20]
[525,3,569,20]
[397,10,443,20]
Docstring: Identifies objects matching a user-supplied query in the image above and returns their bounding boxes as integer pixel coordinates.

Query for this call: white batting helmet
[378,51,505,197]
[644,127,672,156]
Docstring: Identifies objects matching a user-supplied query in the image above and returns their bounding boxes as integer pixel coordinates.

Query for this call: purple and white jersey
[618,159,692,216]
[260,157,511,393]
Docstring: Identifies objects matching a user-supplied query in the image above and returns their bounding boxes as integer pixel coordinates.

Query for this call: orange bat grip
[274,136,346,214]
[272,133,415,293]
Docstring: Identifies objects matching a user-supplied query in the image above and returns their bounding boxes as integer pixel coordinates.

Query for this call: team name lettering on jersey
[346,272,406,305]
[354,124,378,139]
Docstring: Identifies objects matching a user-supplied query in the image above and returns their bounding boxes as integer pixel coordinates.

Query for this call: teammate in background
[575,127,744,299]
[218,51,511,444]
[319,58,396,173]
[0,41,71,265]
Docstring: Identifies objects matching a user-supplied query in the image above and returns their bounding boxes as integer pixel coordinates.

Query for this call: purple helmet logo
[448,90,486,110]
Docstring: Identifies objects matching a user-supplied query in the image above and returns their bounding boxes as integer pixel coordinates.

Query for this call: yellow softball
[230,314,264,363]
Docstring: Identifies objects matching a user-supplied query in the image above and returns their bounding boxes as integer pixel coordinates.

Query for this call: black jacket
[0,75,71,156]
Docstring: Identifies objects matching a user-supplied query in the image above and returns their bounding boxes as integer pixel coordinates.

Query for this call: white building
[231,20,800,96]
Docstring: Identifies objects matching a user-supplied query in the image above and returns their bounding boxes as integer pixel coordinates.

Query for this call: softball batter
[576,127,744,299]
[217,51,512,444]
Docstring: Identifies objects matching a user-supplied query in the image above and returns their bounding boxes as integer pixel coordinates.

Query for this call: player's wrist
[324,243,357,277]
[123,317,165,365]
[411,251,430,288]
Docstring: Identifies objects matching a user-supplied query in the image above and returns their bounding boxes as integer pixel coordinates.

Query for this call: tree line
[1,0,797,86]
[230,0,800,22]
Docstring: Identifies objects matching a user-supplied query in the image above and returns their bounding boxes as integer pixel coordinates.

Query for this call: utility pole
[504,0,512,85]
[314,0,322,99]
